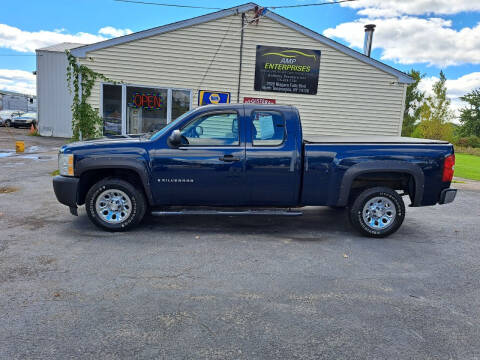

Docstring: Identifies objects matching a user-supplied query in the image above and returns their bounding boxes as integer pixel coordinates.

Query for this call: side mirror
[195,126,203,136]
[168,129,182,147]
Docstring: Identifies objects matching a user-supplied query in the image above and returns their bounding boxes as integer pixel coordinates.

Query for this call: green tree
[459,89,480,137]
[402,70,424,137]
[413,71,454,142]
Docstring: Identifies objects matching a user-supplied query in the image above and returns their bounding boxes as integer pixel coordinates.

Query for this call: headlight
[58,153,74,176]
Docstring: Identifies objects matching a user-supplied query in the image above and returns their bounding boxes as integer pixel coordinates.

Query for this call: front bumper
[439,188,457,204]
[14,121,33,127]
[53,175,79,211]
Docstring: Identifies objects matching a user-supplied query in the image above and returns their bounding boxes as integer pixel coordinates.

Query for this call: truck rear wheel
[348,187,405,238]
[85,178,146,231]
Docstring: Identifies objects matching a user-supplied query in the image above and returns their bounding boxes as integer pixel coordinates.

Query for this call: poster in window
[254,45,321,95]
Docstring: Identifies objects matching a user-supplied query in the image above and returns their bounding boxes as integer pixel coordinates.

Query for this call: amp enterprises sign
[254,45,321,95]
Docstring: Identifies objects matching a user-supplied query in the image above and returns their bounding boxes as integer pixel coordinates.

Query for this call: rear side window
[252,111,285,146]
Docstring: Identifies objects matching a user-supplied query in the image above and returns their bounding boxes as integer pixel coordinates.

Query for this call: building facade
[0,90,36,113]
[37,3,412,138]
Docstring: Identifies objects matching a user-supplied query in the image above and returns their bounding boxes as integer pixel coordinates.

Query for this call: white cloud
[0,69,36,95]
[99,26,133,37]
[323,17,480,67]
[340,0,480,17]
[0,24,133,53]
[418,72,480,120]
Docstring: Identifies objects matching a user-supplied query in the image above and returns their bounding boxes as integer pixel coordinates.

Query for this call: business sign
[130,92,162,109]
[198,90,231,106]
[243,97,276,104]
[254,45,321,95]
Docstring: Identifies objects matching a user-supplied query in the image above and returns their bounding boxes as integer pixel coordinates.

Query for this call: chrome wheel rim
[362,196,396,230]
[95,189,132,224]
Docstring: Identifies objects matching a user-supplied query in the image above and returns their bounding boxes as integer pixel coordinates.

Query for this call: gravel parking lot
[1,128,480,359]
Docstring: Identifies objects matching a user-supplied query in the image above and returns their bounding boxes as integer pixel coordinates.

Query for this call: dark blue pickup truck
[53,104,456,237]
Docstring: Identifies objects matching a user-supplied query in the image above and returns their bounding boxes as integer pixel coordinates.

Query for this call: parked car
[53,104,457,237]
[13,112,37,128]
[0,110,24,127]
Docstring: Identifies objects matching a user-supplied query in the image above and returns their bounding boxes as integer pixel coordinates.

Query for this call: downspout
[237,12,245,103]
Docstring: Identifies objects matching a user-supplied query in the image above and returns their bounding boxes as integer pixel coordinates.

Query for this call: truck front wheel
[348,187,405,238]
[85,178,146,231]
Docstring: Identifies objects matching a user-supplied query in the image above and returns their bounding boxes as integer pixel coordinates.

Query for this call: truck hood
[60,135,144,152]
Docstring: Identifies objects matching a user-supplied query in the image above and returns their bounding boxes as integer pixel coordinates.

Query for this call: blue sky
[1,0,479,114]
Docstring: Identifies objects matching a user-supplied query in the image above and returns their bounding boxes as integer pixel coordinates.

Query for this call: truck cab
[148,104,302,207]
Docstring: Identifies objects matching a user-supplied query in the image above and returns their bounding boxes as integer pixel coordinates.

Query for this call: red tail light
[442,154,455,182]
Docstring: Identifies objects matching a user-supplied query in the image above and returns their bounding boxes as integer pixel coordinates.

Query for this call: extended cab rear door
[244,107,301,206]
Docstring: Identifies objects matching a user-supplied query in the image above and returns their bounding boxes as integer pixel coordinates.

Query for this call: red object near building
[243,97,276,104]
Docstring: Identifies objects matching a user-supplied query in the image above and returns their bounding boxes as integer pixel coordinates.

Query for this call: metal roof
[36,42,84,53]
[0,89,36,97]
[69,2,413,84]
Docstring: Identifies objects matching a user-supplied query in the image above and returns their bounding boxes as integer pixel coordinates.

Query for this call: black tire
[85,178,147,231]
[5,120,11,127]
[348,187,405,238]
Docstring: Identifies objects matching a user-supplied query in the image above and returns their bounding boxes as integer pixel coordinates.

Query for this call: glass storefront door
[102,84,191,136]
[102,84,122,136]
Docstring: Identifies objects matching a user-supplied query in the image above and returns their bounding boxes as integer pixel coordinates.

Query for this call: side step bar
[151,209,303,216]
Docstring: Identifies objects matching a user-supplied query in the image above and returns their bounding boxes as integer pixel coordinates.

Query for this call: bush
[412,120,455,143]
[455,135,480,148]
[455,146,480,156]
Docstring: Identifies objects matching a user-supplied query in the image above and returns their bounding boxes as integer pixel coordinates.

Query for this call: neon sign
[131,92,162,109]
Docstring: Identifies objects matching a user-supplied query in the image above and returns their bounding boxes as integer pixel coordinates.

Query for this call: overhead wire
[114,0,222,9]
[111,0,359,90]
[197,9,269,89]
[268,0,358,9]
[113,0,359,10]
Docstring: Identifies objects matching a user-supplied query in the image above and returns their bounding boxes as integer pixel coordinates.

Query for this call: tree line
[402,70,480,148]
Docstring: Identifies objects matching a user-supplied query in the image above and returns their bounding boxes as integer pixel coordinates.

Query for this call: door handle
[219,155,240,162]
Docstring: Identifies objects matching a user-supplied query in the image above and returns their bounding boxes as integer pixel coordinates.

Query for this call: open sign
[131,93,162,109]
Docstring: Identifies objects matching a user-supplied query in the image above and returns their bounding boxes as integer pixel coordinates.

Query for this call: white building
[36,3,412,138]
[0,90,36,113]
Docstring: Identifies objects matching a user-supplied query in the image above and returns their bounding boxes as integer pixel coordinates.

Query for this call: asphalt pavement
[1,128,479,359]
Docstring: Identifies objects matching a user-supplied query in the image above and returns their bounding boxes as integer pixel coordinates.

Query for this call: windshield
[149,109,196,141]
[21,112,36,118]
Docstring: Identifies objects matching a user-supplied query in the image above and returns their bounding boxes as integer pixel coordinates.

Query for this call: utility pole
[237,12,245,103]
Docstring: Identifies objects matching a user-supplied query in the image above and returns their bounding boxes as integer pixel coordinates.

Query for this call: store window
[102,84,191,136]
[172,90,191,121]
[127,86,167,134]
[102,84,122,136]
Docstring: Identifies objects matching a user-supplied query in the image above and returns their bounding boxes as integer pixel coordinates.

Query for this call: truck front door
[245,108,301,206]
[150,109,246,206]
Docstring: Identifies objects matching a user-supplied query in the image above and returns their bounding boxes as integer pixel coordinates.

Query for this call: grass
[455,153,480,181]
[50,169,60,176]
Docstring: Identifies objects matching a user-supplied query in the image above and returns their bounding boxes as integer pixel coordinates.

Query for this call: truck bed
[303,136,449,144]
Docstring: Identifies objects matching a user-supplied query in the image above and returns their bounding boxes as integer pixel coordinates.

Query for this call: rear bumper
[53,175,79,208]
[439,188,457,204]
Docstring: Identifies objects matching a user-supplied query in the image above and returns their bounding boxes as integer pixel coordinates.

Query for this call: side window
[181,112,239,146]
[252,111,285,146]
